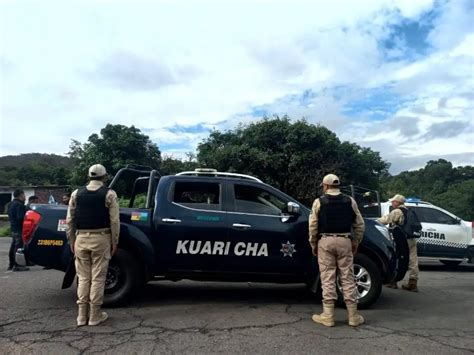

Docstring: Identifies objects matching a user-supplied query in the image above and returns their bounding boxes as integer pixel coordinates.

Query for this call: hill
[0,153,73,169]
[0,154,72,186]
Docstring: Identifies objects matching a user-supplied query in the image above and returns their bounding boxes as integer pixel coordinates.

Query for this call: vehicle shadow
[131,264,473,307]
[135,281,319,307]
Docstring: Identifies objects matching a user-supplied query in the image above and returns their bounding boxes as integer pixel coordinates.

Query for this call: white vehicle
[380,198,474,267]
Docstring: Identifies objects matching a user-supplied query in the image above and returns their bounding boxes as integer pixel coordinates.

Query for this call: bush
[0,226,11,237]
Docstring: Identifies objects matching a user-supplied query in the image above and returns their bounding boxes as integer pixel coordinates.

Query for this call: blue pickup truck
[18,166,408,309]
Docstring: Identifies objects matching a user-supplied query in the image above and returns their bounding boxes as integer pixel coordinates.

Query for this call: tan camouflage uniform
[67,180,120,308]
[378,207,419,281]
[309,188,365,305]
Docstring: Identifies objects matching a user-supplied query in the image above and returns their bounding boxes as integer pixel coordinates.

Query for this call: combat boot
[312,302,335,327]
[77,304,88,327]
[402,279,418,292]
[88,305,108,326]
[347,304,364,327]
[385,281,398,289]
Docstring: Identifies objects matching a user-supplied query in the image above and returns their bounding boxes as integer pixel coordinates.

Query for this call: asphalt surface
[1,237,473,354]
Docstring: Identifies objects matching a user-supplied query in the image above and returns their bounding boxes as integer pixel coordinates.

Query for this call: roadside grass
[0,225,10,237]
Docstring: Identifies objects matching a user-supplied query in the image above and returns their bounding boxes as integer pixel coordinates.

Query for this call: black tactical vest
[318,194,355,234]
[75,186,110,229]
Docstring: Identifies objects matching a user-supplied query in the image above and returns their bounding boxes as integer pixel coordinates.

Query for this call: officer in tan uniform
[66,164,120,326]
[378,194,419,292]
[309,174,365,327]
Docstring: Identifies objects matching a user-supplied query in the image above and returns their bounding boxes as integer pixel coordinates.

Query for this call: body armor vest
[75,186,110,229]
[318,194,355,234]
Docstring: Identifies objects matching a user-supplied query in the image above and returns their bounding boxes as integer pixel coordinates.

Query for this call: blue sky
[1,0,473,173]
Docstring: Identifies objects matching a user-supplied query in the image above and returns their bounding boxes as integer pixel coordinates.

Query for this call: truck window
[234,184,286,216]
[414,207,457,225]
[173,182,221,211]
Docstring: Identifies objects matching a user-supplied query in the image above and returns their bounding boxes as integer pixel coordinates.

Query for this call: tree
[160,154,200,176]
[197,116,389,206]
[381,159,474,220]
[69,124,161,186]
[0,154,72,186]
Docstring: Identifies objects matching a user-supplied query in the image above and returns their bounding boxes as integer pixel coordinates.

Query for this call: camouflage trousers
[75,231,111,306]
[318,237,357,305]
[407,239,419,281]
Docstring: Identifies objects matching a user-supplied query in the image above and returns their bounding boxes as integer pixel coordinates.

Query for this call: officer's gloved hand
[111,244,118,257]
[312,243,318,256]
[351,240,359,255]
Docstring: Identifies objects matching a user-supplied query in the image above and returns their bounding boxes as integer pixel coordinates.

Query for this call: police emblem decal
[280,241,297,257]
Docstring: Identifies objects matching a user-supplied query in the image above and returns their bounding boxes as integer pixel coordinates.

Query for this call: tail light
[22,210,42,245]
[472,221,474,239]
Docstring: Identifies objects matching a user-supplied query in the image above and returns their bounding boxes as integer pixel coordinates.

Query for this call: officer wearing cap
[309,174,365,327]
[66,164,120,326]
[378,194,419,292]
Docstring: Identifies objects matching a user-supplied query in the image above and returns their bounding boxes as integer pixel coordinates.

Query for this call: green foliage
[1,121,471,220]
[381,159,474,220]
[0,225,10,237]
[197,116,390,206]
[160,154,200,175]
[0,154,71,186]
[69,124,162,186]
[0,153,72,169]
[118,194,147,208]
[118,196,131,208]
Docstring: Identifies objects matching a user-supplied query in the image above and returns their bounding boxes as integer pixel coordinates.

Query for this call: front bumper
[15,248,26,266]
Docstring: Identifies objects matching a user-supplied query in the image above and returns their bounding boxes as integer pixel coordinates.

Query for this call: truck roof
[175,169,263,183]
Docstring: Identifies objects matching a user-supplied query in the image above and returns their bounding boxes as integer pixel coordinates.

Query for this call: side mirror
[287,202,300,215]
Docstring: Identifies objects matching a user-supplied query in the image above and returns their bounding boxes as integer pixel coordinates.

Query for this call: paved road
[1,238,473,354]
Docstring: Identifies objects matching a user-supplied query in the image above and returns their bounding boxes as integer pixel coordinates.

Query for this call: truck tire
[336,254,382,310]
[103,249,142,307]
[440,260,462,268]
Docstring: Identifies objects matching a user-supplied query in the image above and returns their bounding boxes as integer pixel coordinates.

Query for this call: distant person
[62,192,71,205]
[378,194,420,292]
[7,189,29,272]
[27,195,39,208]
[67,164,120,326]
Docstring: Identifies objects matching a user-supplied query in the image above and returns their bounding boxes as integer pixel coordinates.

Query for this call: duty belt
[76,228,111,234]
[320,233,351,238]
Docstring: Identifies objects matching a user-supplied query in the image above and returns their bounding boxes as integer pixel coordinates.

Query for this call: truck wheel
[103,249,142,307]
[336,254,382,309]
[440,260,462,268]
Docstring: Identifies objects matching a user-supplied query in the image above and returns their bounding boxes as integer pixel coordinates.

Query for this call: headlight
[375,224,393,242]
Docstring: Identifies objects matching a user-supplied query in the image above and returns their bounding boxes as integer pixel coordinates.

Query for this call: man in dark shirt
[7,189,29,271]
[26,195,39,208]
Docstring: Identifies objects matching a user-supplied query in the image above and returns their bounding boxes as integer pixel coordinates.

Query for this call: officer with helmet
[309,174,365,327]
[66,164,120,326]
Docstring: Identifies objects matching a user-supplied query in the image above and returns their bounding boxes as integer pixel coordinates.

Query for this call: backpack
[400,206,422,239]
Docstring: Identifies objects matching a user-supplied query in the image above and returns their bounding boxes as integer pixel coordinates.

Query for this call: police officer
[378,194,419,292]
[66,164,120,326]
[309,174,365,327]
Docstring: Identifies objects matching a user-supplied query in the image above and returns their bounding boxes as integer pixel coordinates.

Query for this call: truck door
[155,179,228,272]
[225,182,309,274]
[414,206,469,258]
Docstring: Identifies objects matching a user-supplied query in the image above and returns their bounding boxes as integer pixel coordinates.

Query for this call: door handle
[233,223,251,229]
[162,218,182,224]
[426,228,436,232]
